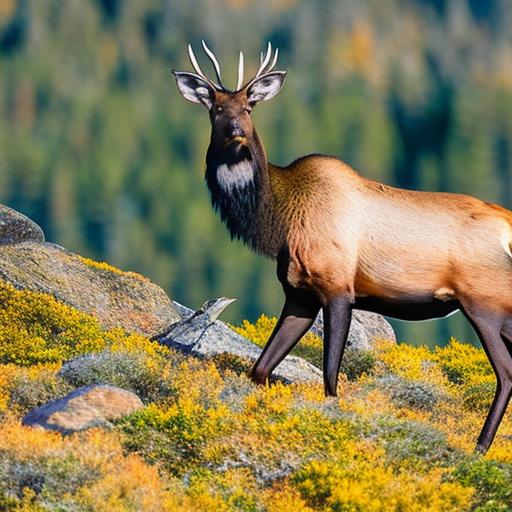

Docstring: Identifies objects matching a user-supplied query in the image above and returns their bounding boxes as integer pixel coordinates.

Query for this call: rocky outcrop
[311,309,396,350]
[0,205,44,245]
[22,385,143,434]
[0,241,181,337]
[158,299,323,384]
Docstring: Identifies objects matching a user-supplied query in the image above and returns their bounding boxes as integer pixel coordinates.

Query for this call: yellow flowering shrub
[119,360,236,475]
[262,484,316,512]
[4,280,512,510]
[0,415,198,511]
[375,339,447,384]
[0,279,170,366]
[0,281,103,365]
[293,453,474,512]
[434,338,494,386]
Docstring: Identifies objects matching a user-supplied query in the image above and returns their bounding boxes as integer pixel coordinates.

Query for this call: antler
[236,51,244,91]
[187,43,222,91]
[254,42,279,78]
[184,41,282,92]
[201,40,226,90]
[242,42,283,91]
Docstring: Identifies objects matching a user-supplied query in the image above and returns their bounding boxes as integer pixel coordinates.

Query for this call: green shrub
[58,348,181,404]
[218,373,256,412]
[454,458,512,511]
[7,366,72,415]
[210,352,254,376]
[461,381,496,413]
[374,417,460,469]
[0,454,98,509]
[376,374,442,411]
[341,347,376,380]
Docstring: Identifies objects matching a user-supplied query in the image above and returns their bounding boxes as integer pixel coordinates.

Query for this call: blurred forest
[1,0,511,347]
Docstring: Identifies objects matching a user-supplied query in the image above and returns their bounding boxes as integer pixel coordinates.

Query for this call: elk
[173,41,512,453]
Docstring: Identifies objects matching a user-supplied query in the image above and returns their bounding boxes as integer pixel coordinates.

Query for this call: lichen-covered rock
[159,299,323,384]
[311,309,396,350]
[0,205,44,245]
[0,241,181,337]
[22,384,143,434]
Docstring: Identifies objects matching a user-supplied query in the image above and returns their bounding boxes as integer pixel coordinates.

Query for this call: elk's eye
[215,106,223,114]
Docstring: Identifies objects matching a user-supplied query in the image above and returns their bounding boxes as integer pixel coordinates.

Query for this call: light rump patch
[500,230,512,258]
[216,160,254,192]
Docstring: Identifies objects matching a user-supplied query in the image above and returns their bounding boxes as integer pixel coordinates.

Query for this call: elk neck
[205,130,284,257]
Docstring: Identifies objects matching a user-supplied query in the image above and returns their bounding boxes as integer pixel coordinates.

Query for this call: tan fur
[175,49,512,453]
[264,155,512,310]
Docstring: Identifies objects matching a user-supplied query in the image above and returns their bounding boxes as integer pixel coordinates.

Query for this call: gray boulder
[311,309,396,350]
[158,299,322,384]
[0,241,181,337]
[0,205,44,245]
[22,384,143,434]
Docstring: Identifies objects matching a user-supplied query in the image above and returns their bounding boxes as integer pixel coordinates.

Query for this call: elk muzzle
[224,120,246,146]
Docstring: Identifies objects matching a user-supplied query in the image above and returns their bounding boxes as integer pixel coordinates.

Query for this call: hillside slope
[1,279,512,511]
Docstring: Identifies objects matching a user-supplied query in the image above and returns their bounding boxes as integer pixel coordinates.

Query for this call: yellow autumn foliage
[2,280,512,510]
[0,279,170,366]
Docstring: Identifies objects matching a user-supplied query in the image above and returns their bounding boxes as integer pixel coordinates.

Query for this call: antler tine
[236,51,244,91]
[266,47,279,73]
[255,41,272,78]
[188,43,207,79]
[201,40,225,89]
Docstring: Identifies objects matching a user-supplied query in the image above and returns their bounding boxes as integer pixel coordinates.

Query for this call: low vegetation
[1,279,512,511]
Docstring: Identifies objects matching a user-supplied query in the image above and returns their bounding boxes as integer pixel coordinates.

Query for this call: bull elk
[173,41,512,453]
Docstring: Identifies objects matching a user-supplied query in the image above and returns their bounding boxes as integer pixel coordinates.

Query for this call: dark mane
[205,145,261,251]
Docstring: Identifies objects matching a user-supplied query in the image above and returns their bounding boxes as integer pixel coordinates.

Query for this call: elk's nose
[227,120,245,139]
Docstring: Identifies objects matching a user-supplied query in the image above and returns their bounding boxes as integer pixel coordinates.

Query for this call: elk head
[172,41,286,173]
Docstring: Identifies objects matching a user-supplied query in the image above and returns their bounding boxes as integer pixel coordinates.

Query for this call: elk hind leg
[463,307,512,453]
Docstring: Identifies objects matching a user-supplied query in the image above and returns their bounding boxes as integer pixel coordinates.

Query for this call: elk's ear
[172,71,215,110]
[246,71,286,104]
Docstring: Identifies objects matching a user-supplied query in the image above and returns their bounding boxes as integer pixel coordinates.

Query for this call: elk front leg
[250,290,320,385]
[323,295,353,397]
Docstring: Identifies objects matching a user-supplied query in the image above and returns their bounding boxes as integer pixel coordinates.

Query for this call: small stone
[0,205,44,245]
[22,384,143,434]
